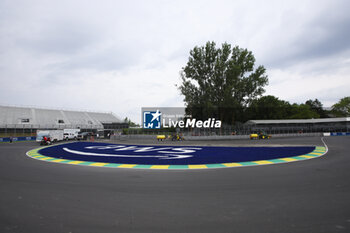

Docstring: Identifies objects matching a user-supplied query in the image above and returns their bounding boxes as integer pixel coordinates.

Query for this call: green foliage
[176,42,349,123]
[122,128,128,135]
[289,104,320,119]
[246,95,291,120]
[305,99,327,118]
[124,117,140,127]
[179,41,268,124]
[246,96,322,120]
[332,96,350,116]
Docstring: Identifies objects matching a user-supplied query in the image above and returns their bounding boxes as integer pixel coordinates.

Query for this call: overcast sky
[1,0,349,123]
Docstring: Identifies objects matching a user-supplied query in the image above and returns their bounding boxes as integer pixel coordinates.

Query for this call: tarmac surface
[0,136,349,233]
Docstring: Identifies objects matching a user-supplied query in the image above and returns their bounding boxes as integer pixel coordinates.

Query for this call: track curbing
[25,143,327,169]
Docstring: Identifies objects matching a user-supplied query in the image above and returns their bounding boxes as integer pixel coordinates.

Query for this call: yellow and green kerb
[26,146,327,170]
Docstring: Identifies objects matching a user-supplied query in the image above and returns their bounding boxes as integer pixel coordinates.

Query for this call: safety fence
[0,136,36,142]
[326,132,350,136]
[123,125,349,136]
[1,132,349,143]
[0,124,100,138]
[111,132,350,141]
[1,124,349,138]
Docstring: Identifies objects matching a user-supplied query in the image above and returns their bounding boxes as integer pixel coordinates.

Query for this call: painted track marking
[26,138,328,169]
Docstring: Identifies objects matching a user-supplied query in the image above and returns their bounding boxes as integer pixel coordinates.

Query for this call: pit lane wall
[323,132,350,136]
[0,136,36,142]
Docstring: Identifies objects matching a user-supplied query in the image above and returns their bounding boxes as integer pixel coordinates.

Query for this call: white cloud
[265,50,350,106]
[1,0,349,122]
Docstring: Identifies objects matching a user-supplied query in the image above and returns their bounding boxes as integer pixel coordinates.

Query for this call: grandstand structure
[0,105,128,137]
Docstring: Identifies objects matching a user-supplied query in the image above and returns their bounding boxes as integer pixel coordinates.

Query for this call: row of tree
[179,41,350,125]
[247,96,349,121]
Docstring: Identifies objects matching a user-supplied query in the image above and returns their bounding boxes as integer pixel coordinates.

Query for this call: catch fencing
[0,124,99,137]
[1,122,349,138]
[124,124,349,137]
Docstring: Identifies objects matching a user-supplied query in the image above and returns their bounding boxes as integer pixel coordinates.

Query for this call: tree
[179,41,268,124]
[289,104,320,119]
[124,117,140,127]
[305,99,327,118]
[247,95,291,120]
[332,96,350,117]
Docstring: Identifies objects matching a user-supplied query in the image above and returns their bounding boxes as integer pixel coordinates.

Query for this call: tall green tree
[305,99,327,118]
[289,104,320,119]
[247,95,291,120]
[179,41,268,124]
[332,96,350,117]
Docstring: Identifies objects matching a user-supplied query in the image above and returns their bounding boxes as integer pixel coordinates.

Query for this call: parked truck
[63,129,80,140]
[36,130,64,144]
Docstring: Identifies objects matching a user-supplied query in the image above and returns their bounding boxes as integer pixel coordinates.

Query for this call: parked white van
[63,129,80,140]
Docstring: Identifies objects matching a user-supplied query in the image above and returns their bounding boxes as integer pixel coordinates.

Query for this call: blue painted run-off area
[39,142,315,165]
[0,136,36,142]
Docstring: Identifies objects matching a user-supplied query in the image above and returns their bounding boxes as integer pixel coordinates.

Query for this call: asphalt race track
[0,136,349,233]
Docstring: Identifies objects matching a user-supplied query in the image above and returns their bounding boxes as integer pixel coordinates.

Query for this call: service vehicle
[250,132,271,140]
[63,129,80,140]
[77,132,97,140]
[36,130,64,143]
[258,132,271,139]
[77,132,90,140]
[171,133,185,141]
[157,135,166,141]
[40,136,51,145]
